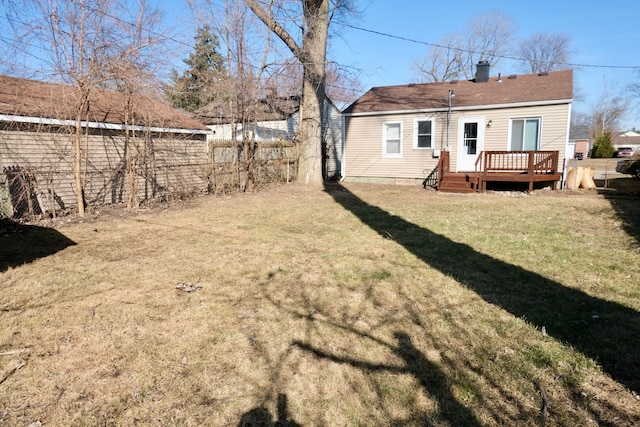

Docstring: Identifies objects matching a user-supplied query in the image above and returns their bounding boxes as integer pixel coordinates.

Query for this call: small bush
[591,131,615,158]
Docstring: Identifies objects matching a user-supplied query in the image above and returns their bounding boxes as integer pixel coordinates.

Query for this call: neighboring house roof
[612,132,640,147]
[569,124,590,141]
[343,69,573,115]
[0,74,208,133]
[617,130,640,137]
[194,94,301,126]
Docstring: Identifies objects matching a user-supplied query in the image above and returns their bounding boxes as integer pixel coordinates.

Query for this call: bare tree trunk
[74,90,89,217]
[298,0,328,185]
[246,0,329,185]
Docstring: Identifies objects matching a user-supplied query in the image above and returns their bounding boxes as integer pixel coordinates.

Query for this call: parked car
[616,157,640,178]
[615,147,634,157]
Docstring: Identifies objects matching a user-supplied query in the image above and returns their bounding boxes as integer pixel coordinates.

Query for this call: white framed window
[413,118,434,149]
[383,121,402,158]
[510,117,541,150]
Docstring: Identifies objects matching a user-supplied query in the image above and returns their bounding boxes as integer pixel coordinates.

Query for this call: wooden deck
[436,150,561,193]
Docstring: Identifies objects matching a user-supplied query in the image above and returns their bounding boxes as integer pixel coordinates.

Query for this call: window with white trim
[413,118,434,149]
[383,121,402,157]
[510,118,540,150]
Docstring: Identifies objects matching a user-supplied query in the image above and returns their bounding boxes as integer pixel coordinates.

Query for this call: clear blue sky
[326,0,640,128]
[159,0,639,128]
[3,0,637,127]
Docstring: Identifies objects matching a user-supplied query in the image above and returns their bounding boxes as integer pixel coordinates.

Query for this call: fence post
[0,171,10,217]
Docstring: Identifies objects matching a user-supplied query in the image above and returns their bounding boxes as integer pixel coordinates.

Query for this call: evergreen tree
[591,131,615,158]
[165,25,226,112]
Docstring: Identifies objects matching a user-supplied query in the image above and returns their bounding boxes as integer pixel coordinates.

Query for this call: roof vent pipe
[475,60,490,83]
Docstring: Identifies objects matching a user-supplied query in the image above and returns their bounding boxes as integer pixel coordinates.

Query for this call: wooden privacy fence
[207,140,298,192]
[0,130,298,218]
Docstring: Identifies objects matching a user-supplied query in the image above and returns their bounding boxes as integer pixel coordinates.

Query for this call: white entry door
[457,118,484,171]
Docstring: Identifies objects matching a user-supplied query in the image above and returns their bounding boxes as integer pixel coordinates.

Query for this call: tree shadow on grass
[324,182,640,394]
[0,218,76,273]
[294,331,482,426]
[238,393,301,427]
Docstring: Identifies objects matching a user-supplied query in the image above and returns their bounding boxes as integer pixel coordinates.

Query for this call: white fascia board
[343,99,573,117]
[0,114,210,135]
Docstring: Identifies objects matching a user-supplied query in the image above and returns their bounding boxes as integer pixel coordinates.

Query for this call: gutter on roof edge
[0,114,210,135]
[342,99,573,117]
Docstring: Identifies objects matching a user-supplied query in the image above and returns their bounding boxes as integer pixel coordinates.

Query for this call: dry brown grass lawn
[1,183,640,426]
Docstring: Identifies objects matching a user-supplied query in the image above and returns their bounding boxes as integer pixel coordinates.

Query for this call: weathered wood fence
[207,140,298,193]
[0,127,298,218]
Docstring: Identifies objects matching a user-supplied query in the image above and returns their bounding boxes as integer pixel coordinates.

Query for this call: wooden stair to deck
[437,172,478,193]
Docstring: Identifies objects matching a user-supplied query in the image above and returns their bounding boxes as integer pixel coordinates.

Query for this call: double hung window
[383,121,402,157]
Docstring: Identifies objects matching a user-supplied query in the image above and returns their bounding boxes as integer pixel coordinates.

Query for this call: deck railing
[436,150,560,192]
[474,150,560,192]
[476,150,559,175]
[437,151,450,188]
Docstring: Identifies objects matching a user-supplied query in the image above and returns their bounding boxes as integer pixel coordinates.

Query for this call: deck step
[438,183,476,193]
[437,173,478,193]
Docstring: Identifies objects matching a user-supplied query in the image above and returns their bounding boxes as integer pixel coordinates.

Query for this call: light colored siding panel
[455,104,570,172]
[454,104,570,154]
[1,128,209,215]
[345,114,442,181]
[323,104,343,178]
[345,103,570,180]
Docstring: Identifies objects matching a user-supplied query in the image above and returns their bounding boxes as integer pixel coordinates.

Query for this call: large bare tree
[9,0,165,215]
[412,33,465,83]
[266,57,363,109]
[34,0,118,216]
[628,71,640,124]
[189,0,266,191]
[589,79,630,139]
[517,32,572,73]
[413,11,514,82]
[107,2,167,208]
[245,0,332,185]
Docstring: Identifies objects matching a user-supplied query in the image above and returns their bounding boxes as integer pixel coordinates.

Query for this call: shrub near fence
[207,140,297,193]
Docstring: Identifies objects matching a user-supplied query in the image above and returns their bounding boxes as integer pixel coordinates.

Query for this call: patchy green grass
[1,183,639,426]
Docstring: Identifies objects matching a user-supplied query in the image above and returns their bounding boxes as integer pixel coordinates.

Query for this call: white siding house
[342,65,573,186]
